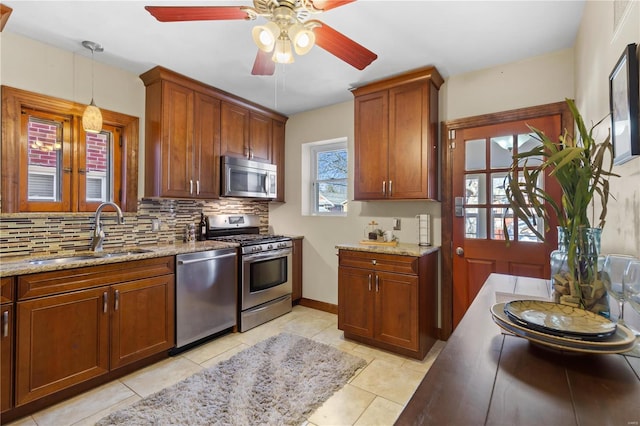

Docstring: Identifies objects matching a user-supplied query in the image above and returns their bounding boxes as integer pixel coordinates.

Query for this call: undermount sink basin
[26,249,153,265]
[28,255,97,265]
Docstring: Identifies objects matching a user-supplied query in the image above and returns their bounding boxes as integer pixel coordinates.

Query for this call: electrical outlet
[393,218,401,230]
[151,218,160,231]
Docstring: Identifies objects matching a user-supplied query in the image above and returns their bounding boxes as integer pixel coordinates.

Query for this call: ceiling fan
[145,0,377,76]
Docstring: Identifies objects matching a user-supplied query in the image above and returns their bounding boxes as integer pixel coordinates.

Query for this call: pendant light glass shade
[83,99,103,134]
[272,37,294,64]
[288,23,315,55]
[252,21,280,52]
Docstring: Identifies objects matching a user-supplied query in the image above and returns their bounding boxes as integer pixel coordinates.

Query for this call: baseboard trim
[298,298,338,315]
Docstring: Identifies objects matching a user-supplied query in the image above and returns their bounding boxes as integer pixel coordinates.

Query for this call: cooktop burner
[211,234,290,246]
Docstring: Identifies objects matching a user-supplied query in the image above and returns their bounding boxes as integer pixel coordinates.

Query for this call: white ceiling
[3,0,585,116]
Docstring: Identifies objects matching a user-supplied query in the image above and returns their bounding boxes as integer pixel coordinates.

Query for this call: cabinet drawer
[339,250,418,275]
[18,256,175,300]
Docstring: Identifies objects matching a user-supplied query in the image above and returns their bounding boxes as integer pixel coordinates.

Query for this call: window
[2,86,138,213]
[308,139,348,215]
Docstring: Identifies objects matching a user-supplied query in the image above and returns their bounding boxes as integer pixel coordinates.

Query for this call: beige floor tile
[311,327,359,352]
[199,342,251,369]
[31,381,135,426]
[351,343,408,367]
[307,383,376,426]
[235,321,283,346]
[354,396,404,426]
[180,332,244,364]
[279,315,336,338]
[120,356,202,398]
[72,394,140,426]
[5,416,37,426]
[350,359,425,405]
[402,340,446,373]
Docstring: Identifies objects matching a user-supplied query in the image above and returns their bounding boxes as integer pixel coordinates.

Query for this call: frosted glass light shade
[289,23,315,55]
[83,101,102,134]
[272,38,294,64]
[252,21,279,52]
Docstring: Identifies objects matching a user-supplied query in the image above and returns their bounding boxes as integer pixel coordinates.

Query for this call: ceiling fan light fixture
[272,37,294,64]
[252,21,279,52]
[288,23,315,55]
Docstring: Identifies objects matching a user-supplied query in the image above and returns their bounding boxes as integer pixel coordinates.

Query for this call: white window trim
[301,137,348,217]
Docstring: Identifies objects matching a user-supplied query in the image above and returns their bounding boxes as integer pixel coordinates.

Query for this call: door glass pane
[27,116,62,201]
[491,173,508,204]
[465,174,486,204]
[491,207,509,240]
[490,136,513,168]
[518,212,544,242]
[85,131,112,202]
[517,133,544,167]
[465,207,487,239]
[465,139,486,171]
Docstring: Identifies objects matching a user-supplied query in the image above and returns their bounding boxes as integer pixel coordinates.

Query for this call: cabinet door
[249,112,272,163]
[15,288,109,406]
[162,81,195,198]
[388,82,430,199]
[1,303,13,414]
[110,275,175,369]
[292,239,302,303]
[338,266,374,338]
[271,119,286,202]
[374,271,419,351]
[194,92,221,199]
[354,91,389,200]
[220,101,249,159]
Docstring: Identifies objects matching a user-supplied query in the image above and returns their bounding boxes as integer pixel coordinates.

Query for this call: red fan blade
[145,6,249,22]
[309,20,377,70]
[309,0,356,12]
[251,50,275,76]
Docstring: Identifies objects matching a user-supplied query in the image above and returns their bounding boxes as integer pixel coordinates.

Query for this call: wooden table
[396,273,640,426]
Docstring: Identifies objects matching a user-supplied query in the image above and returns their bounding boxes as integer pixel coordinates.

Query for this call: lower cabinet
[292,239,303,303]
[1,302,14,414]
[13,257,175,408]
[338,249,437,359]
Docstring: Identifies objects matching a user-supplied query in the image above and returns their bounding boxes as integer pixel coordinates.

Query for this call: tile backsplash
[0,198,269,258]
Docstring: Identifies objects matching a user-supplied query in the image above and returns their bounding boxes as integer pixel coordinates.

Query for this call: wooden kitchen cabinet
[352,66,443,201]
[271,119,286,202]
[13,257,174,407]
[220,102,273,164]
[140,67,221,199]
[292,238,303,303]
[1,276,14,414]
[338,249,437,359]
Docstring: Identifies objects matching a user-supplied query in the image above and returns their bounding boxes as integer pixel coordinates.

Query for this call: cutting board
[359,240,398,247]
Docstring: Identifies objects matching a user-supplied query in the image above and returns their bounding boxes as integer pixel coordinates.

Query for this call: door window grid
[464,132,544,242]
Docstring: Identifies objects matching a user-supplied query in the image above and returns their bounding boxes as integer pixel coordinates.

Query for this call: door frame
[440,101,572,339]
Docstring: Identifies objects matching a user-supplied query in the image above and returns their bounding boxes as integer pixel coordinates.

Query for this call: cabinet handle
[196,180,200,195]
[249,148,254,160]
[375,275,379,292]
[382,181,386,195]
[190,180,193,195]
[389,180,392,197]
[368,274,372,291]
[103,292,108,313]
[2,310,8,337]
[114,289,120,311]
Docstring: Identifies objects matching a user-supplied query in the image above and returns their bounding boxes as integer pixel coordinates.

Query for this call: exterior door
[451,115,563,328]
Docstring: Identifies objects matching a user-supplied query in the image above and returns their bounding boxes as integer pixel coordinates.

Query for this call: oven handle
[243,248,291,262]
[177,252,236,265]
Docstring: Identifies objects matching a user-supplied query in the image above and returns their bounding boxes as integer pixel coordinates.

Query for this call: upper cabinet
[140,66,287,200]
[352,67,443,201]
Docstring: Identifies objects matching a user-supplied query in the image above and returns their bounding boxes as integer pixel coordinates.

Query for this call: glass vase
[550,226,609,317]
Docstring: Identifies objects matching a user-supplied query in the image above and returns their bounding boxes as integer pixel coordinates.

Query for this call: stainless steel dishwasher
[174,247,237,351]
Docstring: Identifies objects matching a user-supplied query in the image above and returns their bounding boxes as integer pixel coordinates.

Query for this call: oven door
[241,247,292,310]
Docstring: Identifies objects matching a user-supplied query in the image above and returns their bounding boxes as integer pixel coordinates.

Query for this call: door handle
[375,275,379,292]
[382,181,386,195]
[368,274,372,291]
[388,180,392,197]
[456,247,464,256]
[114,289,120,311]
[2,310,8,337]
[190,180,193,195]
[103,291,108,313]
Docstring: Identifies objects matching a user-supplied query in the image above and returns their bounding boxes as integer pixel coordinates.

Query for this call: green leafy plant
[504,98,618,308]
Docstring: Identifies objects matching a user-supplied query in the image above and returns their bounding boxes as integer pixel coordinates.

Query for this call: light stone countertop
[0,240,238,277]
[335,242,440,257]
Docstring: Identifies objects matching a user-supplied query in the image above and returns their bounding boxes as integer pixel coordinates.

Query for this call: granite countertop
[335,242,440,257]
[0,241,238,277]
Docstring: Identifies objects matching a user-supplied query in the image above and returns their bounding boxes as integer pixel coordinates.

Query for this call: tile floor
[6,305,446,426]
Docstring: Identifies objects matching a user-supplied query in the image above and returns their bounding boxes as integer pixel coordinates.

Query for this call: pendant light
[81,40,104,134]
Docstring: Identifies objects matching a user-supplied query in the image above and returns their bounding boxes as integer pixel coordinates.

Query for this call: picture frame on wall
[609,42,639,165]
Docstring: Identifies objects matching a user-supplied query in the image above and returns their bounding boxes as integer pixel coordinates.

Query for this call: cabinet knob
[372,259,377,265]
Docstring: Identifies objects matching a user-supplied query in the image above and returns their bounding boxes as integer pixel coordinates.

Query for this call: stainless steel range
[207,214,292,332]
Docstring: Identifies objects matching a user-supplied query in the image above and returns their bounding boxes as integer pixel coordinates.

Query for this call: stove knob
[267,244,273,250]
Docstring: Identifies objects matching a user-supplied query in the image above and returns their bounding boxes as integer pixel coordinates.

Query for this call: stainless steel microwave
[221,156,277,199]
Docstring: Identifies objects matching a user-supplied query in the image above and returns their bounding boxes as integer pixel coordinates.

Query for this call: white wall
[0,32,147,196]
[574,0,640,258]
[270,48,576,306]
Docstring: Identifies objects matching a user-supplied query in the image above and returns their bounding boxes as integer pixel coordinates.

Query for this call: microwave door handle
[264,173,269,195]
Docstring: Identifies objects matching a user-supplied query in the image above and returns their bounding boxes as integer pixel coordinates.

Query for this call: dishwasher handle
[177,252,236,265]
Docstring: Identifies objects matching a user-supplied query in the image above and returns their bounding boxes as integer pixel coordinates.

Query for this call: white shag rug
[96,333,367,426]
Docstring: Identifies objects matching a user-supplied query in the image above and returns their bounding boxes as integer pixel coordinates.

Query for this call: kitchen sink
[26,248,153,265]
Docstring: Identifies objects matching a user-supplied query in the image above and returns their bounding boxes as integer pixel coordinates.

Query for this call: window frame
[1,86,139,213]
[309,140,348,216]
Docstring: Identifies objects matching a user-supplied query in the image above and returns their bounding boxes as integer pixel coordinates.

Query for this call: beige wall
[574,0,640,258]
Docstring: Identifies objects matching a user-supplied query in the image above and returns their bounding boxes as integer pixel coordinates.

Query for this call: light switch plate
[393,218,401,230]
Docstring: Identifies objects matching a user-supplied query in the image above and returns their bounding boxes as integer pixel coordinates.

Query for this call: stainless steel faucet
[91,202,125,251]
